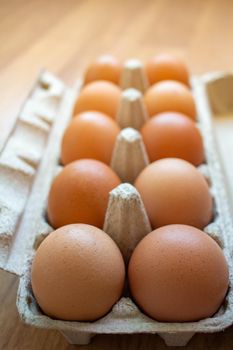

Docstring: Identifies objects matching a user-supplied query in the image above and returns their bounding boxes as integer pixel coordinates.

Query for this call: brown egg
[61,111,120,165]
[31,224,125,321]
[128,224,229,322]
[141,112,204,166]
[146,53,190,86]
[84,55,122,85]
[144,80,196,120]
[134,158,213,229]
[73,81,121,119]
[47,159,121,229]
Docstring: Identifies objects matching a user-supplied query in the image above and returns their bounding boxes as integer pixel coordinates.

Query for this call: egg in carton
[0,62,233,347]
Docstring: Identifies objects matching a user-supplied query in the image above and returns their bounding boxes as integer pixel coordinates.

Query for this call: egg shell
[47,159,121,229]
[31,224,125,321]
[135,158,213,229]
[128,224,229,322]
[144,80,196,120]
[73,80,121,119]
[61,111,120,165]
[141,112,204,166]
[146,54,190,86]
[84,55,122,85]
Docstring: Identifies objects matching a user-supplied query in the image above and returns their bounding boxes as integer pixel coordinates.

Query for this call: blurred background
[1,0,233,141]
[1,0,233,349]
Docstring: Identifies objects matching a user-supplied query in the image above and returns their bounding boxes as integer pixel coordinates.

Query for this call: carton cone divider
[120,58,149,93]
[111,127,149,183]
[103,183,152,263]
[117,88,149,130]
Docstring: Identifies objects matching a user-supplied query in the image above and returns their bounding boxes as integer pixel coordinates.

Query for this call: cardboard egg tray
[0,66,233,347]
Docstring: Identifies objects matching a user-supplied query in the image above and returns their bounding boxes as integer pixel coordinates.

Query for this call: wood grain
[1,0,233,348]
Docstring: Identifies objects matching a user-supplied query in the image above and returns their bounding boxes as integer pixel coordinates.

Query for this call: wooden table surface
[1,0,233,348]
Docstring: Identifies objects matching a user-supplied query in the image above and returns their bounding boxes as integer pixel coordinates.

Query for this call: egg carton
[0,71,77,271]
[0,64,233,347]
